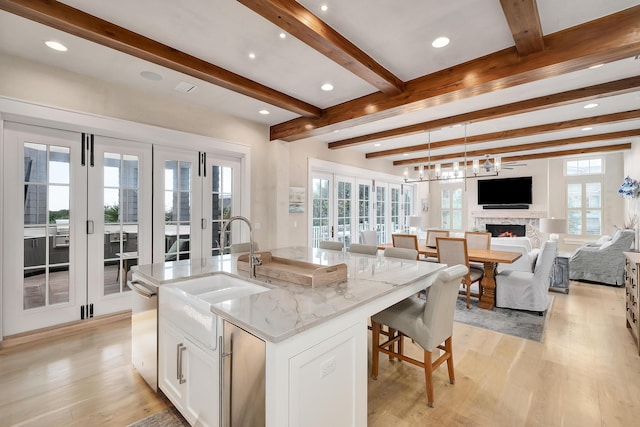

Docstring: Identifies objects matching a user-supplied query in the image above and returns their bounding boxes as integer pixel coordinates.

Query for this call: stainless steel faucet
[220,215,260,278]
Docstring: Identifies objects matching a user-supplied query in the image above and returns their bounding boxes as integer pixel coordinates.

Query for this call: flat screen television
[477,176,532,207]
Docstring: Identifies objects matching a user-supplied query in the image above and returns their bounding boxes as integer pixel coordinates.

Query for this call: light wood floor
[1,281,639,426]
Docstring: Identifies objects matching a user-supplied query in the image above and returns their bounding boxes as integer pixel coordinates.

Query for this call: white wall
[623,141,640,250]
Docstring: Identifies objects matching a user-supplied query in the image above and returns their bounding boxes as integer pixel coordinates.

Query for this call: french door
[310,173,369,248]
[153,147,242,262]
[2,123,151,335]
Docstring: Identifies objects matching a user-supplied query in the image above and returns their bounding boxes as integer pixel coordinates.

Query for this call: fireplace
[486,224,526,237]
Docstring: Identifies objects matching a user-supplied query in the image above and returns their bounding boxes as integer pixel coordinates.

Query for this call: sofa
[569,229,635,286]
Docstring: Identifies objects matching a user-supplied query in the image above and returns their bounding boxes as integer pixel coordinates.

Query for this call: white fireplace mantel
[471,210,547,219]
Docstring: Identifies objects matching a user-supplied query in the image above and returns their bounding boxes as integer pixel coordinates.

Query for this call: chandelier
[403,124,501,183]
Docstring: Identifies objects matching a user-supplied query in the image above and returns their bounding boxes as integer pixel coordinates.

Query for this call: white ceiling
[0,0,638,167]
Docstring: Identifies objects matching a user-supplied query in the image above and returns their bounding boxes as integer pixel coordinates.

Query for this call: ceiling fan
[481,154,526,172]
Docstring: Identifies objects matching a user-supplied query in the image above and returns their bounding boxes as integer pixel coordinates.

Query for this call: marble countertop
[134,246,445,342]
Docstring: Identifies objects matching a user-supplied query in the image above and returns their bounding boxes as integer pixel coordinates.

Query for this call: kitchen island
[133,247,445,426]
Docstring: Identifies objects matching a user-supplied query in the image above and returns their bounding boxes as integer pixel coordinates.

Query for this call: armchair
[569,229,635,286]
[495,240,557,313]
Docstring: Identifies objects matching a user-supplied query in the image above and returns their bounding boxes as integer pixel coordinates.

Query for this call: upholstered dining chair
[424,229,450,262]
[426,229,450,248]
[348,243,378,255]
[436,237,483,309]
[319,240,345,251]
[391,234,419,260]
[360,229,378,246]
[384,247,419,260]
[371,264,469,407]
[464,231,491,272]
[229,241,259,254]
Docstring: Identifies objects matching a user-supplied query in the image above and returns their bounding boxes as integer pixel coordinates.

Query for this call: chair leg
[465,281,471,309]
[424,350,434,407]
[445,337,455,384]
[388,328,396,360]
[371,321,380,380]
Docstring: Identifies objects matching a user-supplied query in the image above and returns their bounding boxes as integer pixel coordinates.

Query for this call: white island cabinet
[135,247,445,427]
[158,318,218,427]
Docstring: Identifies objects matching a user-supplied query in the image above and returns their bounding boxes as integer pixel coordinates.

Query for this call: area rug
[127,407,190,427]
[453,295,553,342]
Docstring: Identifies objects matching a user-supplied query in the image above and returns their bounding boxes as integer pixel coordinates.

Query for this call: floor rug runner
[453,295,553,342]
[127,407,190,427]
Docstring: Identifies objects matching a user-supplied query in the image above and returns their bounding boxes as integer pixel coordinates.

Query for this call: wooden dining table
[377,243,522,310]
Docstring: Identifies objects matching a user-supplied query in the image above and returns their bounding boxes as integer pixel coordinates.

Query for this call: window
[441,187,463,230]
[565,157,603,236]
[566,157,603,175]
[567,181,601,235]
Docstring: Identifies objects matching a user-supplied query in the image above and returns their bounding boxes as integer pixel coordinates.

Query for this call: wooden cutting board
[237,251,347,287]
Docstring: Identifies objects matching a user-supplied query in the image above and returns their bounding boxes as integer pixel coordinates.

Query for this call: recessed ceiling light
[321,5,328,12]
[140,71,163,81]
[374,143,381,147]
[279,32,286,39]
[403,153,409,157]
[45,40,67,51]
[432,36,450,48]
[584,103,598,109]
[581,127,593,131]
[259,109,270,115]
[589,64,604,69]
[248,52,256,60]
[321,83,334,91]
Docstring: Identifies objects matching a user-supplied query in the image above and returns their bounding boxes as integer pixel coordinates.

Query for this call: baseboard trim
[0,310,131,349]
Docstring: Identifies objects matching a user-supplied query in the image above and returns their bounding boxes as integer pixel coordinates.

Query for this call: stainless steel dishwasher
[128,275,159,392]
[221,320,266,426]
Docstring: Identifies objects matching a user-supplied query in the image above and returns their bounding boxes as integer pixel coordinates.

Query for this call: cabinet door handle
[177,343,187,384]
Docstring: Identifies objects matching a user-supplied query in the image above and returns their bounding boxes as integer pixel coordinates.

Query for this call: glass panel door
[3,123,86,335]
[311,174,331,248]
[335,177,355,247]
[88,139,151,315]
[390,184,402,233]
[207,157,241,256]
[357,180,373,241]
[375,184,387,243]
[153,147,203,263]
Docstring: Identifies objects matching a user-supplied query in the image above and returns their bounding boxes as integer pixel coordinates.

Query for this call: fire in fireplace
[485,224,526,237]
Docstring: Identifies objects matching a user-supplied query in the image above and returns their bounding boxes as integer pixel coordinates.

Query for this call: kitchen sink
[159,272,269,350]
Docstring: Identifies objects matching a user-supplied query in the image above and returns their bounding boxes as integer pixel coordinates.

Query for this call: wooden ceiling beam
[419,143,631,170]
[393,129,640,166]
[332,76,640,149]
[272,6,640,141]
[499,0,544,56]
[237,0,404,94]
[0,0,322,117]
[366,109,640,158]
